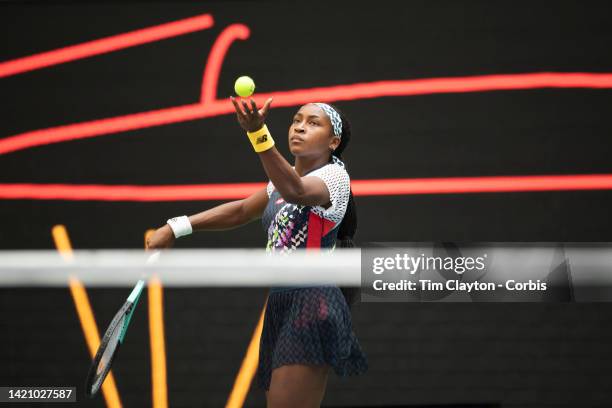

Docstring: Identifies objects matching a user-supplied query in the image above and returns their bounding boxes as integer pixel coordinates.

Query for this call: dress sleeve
[307,163,351,226]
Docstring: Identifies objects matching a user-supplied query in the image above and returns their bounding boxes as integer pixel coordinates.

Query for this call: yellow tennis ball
[234,76,256,97]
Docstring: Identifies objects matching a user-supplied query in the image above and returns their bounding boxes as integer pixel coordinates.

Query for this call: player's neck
[294,156,329,176]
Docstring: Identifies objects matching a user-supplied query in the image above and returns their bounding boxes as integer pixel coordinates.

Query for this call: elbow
[280,191,299,204]
[281,191,308,205]
[276,179,306,204]
[280,188,306,205]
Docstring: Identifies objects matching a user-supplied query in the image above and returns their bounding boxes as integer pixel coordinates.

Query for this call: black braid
[328,104,359,306]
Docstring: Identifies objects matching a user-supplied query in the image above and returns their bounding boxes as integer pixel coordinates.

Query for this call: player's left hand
[230,96,273,132]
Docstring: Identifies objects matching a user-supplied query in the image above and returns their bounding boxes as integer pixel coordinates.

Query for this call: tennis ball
[234,76,255,97]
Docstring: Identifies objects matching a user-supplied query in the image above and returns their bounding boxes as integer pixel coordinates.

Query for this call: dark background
[1,1,612,407]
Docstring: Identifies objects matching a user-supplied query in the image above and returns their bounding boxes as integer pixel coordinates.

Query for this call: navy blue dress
[256,157,368,390]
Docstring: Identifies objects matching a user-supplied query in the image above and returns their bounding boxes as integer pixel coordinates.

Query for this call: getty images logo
[372,252,488,275]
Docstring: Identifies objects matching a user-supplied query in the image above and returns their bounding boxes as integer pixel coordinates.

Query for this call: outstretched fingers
[259,98,273,118]
[242,99,254,118]
[230,96,273,132]
[250,98,259,115]
[230,96,246,117]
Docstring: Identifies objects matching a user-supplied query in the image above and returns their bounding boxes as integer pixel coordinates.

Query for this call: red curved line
[0,182,262,201]
[200,24,250,103]
[1,174,611,201]
[0,14,214,78]
[2,72,612,157]
[260,72,612,105]
[354,174,612,195]
[0,102,221,156]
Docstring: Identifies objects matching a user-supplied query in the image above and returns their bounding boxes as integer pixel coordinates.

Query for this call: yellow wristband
[247,125,275,153]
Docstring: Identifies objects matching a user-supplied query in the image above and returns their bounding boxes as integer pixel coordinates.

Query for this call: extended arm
[146,187,268,249]
[189,187,268,231]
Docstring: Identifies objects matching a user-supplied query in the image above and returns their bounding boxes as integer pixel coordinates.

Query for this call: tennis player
[147,97,367,407]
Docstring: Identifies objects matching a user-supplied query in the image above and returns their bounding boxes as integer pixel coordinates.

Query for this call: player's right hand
[230,96,273,132]
[146,225,175,250]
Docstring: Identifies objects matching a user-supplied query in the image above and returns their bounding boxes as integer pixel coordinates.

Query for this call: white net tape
[0,249,361,287]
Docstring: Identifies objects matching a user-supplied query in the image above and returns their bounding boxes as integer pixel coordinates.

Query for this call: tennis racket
[85,251,160,398]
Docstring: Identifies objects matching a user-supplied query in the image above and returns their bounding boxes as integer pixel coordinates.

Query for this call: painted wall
[1,2,611,406]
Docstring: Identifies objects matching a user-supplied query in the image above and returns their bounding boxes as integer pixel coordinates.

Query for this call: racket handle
[127,280,146,303]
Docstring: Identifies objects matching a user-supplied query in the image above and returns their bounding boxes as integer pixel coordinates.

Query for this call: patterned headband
[313,103,342,138]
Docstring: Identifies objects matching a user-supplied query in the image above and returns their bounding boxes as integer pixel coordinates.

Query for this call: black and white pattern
[307,156,350,227]
[314,103,343,137]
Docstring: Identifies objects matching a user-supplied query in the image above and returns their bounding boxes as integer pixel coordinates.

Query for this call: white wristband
[167,216,193,238]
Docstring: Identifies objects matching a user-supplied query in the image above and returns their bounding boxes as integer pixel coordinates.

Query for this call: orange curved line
[200,24,250,103]
[0,14,214,78]
[148,276,168,408]
[52,225,123,408]
[143,230,168,408]
[1,72,612,157]
[225,300,267,408]
[2,174,612,201]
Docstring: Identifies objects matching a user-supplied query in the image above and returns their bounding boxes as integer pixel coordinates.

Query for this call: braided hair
[328,104,359,305]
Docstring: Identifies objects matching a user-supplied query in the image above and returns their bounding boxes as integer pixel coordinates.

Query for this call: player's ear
[329,136,341,152]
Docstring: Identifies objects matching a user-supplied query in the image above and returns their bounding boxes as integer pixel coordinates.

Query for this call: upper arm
[288,164,351,213]
[266,176,330,207]
[241,187,269,222]
[289,176,332,207]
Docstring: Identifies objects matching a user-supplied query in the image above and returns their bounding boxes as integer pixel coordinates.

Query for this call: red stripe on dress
[306,212,323,251]
[322,218,336,236]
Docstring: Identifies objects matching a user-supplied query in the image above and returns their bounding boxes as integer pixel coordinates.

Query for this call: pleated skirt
[257,286,368,390]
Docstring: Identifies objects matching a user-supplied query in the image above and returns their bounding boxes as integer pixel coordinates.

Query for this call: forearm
[257,147,304,201]
[229,96,318,203]
[188,200,250,231]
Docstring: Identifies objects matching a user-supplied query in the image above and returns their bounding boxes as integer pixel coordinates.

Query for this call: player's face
[288,104,340,157]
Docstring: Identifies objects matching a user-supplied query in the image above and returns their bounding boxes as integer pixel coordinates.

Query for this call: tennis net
[0,249,361,287]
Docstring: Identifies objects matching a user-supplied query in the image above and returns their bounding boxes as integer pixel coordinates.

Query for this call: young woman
[147,97,367,407]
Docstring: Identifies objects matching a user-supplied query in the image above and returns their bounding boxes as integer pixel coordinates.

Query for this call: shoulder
[309,157,351,223]
[308,156,350,185]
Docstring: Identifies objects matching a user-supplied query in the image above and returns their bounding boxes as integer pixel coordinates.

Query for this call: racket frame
[85,277,147,397]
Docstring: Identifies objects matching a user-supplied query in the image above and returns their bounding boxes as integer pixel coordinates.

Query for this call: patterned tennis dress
[257,156,368,390]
